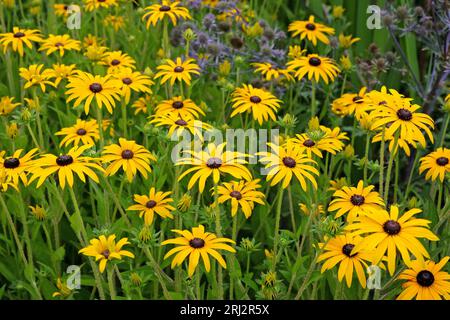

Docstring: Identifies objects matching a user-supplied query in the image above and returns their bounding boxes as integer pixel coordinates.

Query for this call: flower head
[288,15,334,45]
[143,1,191,28]
[0,27,42,56]
[287,54,340,84]
[419,148,450,182]
[127,188,175,225]
[154,57,200,86]
[56,119,100,147]
[39,34,81,56]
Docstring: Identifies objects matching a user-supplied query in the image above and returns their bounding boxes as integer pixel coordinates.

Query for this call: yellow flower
[331,87,375,119]
[104,15,125,31]
[84,0,118,12]
[132,95,152,115]
[328,177,349,192]
[176,142,252,193]
[162,225,235,277]
[338,33,360,49]
[39,34,81,56]
[0,169,18,192]
[318,233,376,288]
[54,4,69,17]
[218,60,231,77]
[112,67,153,104]
[29,145,104,189]
[52,278,72,298]
[150,113,212,139]
[287,54,340,84]
[154,57,200,86]
[79,235,134,273]
[288,15,335,45]
[84,45,108,62]
[177,193,192,212]
[0,96,20,116]
[102,138,157,182]
[155,96,205,119]
[252,62,293,81]
[47,63,77,87]
[101,50,136,73]
[299,203,324,216]
[397,257,450,300]
[347,205,439,275]
[215,179,265,218]
[231,84,282,125]
[56,119,100,147]
[328,180,385,222]
[288,45,306,59]
[66,71,122,114]
[29,205,47,221]
[288,129,346,158]
[419,148,450,182]
[0,27,42,56]
[127,187,175,225]
[19,64,54,92]
[332,5,345,18]
[258,141,319,190]
[142,0,191,28]
[0,148,39,186]
[242,22,264,37]
[339,55,352,71]
[6,122,19,139]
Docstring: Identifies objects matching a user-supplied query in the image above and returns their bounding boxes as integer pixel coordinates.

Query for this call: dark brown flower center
[101,249,110,259]
[308,57,321,66]
[159,5,171,11]
[342,243,357,257]
[172,101,184,109]
[111,59,121,66]
[4,158,20,169]
[76,128,87,136]
[303,139,315,147]
[175,119,187,126]
[350,194,365,206]
[397,108,412,121]
[250,96,262,103]
[174,66,184,73]
[383,220,401,235]
[14,32,25,38]
[122,77,132,85]
[416,270,434,287]
[305,23,316,31]
[189,237,205,248]
[353,96,363,103]
[436,157,449,166]
[56,155,74,166]
[282,156,296,168]
[206,157,222,169]
[146,200,157,208]
[121,149,134,159]
[55,42,64,47]
[89,83,103,93]
[230,190,242,200]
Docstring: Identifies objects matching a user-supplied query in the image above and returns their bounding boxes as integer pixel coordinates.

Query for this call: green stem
[439,113,449,147]
[363,132,371,183]
[121,100,128,138]
[213,183,223,299]
[384,132,399,203]
[272,186,284,272]
[379,126,386,197]
[107,267,116,300]
[311,81,316,118]
[96,106,105,149]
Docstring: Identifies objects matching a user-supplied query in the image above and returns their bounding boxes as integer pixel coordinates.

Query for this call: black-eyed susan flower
[0,27,42,56]
[328,177,349,192]
[176,142,252,193]
[251,62,293,81]
[29,205,47,221]
[112,67,153,104]
[258,141,319,190]
[288,15,334,45]
[29,145,104,189]
[56,119,100,147]
[66,71,122,114]
[84,0,118,12]
[328,180,385,222]
[19,64,54,92]
[287,54,340,84]
[318,233,376,288]
[177,193,192,213]
[331,87,376,120]
[102,138,156,182]
[288,45,306,59]
[370,89,434,148]
[397,257,450,300]
[150,113,212,139]
[79,235,134,273]
[162,225,235,277]
[347,205,439,275]
[38,34,81,56]
[0,148,38,186]
[372,134,417,156]
[288,131,345,158]
[101,50,136,73]
[338,33,360,49]
[53,4,69,17]
[214,179,265,219]
[127,187,175,225]
[0,96,20,116]
[132,95,152,115]
[154,57,200,86]
[419,148,450,182]
[231,84,282,125]
[0,170,17,192]
[47,63,77,87]
[142,1,191,28]
[154,96,205,119]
